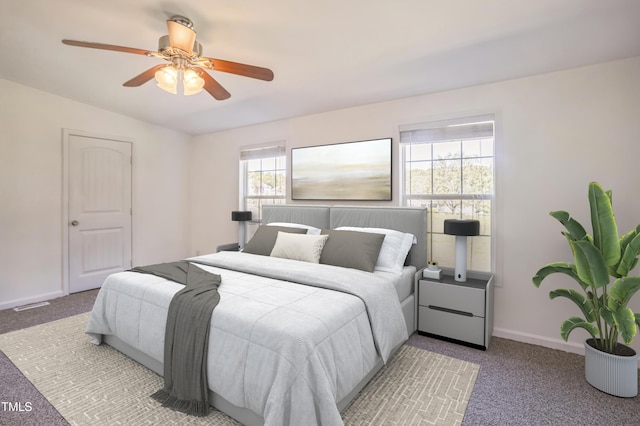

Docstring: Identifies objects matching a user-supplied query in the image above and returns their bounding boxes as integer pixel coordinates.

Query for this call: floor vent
[13,301,50,312]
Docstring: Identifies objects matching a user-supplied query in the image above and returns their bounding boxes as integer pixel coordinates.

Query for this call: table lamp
[231,211,252,250]
[444,219,480,282]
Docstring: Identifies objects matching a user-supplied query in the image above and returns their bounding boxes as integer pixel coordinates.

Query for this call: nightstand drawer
[419,280,485,317]
[418,305,485,346]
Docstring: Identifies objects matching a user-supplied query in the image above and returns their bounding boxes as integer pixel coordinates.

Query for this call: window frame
[239,143,287,223]
[399,114,496,274]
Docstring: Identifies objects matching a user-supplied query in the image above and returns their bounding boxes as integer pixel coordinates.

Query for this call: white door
[67,135,132,293]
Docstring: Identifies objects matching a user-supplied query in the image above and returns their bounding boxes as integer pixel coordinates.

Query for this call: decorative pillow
[243,226,307,256]
[270,232,329,263]
[335,227,416,274]
[319,229,385,273]
[266,222,322,235]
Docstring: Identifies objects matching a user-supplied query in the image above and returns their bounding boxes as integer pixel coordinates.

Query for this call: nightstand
[216,242,240,252]
[418,272,494,350]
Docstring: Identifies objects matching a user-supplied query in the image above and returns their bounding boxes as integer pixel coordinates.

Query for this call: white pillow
[335,227,416,274]
[270,232,329,263]
[267,222,322,235]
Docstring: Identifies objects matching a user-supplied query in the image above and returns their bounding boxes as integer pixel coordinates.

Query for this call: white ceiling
[2,0,640,135]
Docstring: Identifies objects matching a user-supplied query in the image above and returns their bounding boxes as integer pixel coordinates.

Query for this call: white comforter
[86,251,409,426]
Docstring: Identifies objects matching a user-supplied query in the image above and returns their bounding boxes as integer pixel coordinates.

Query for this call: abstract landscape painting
[292,138,391,200]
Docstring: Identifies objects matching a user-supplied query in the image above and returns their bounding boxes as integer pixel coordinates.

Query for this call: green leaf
[608,277,640,312]
[550,211,589,242]
[636,313,640,330]
[612,308,637,344]
[549,289,596,322]
[560,317,599,342]
[588,182,621,269]
[569,240,610,288]
[619,228,637,253]
[616,232,640,276]
[532,262,589,291]
[600,306,616,327]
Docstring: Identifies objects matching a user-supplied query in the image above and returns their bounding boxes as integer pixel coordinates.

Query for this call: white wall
[2,56,638,356]
[190,56,640,355]
[0,79,192,309]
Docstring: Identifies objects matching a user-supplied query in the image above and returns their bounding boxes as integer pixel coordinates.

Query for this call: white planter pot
[584,339,638,398]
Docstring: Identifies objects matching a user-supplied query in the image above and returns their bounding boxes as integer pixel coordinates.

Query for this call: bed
[85,205,427,426]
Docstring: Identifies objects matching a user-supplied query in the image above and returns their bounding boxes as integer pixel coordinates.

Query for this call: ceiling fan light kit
[154,57,206,96]
[62,15,274,100]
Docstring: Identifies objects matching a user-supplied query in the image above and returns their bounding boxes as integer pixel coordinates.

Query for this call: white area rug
[0,313,478,425]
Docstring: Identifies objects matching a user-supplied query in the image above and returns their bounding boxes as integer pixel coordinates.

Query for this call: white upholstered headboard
[261,205,427,269]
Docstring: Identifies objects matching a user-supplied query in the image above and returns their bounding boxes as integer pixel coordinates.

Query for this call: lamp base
[238,223,247,251]
[454,235,468,282]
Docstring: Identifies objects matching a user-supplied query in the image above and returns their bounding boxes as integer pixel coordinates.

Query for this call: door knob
[71,220,79,226]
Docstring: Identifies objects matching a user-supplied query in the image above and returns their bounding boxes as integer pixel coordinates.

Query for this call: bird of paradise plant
[532,181,640,354]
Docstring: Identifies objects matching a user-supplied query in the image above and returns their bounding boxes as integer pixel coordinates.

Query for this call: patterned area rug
[0,313,478,425]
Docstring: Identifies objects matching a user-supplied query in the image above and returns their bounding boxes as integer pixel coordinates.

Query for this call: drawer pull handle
[428,305,473,317]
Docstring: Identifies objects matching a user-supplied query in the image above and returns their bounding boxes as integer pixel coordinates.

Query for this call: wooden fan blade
[62,39,151,56]
[123,64,167,87]
[198,69,231,100]
[206,58,274,81]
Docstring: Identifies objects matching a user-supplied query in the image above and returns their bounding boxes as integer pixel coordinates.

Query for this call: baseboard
[493,327,584,354]
[493,327,640,368]
[0,291,65,311]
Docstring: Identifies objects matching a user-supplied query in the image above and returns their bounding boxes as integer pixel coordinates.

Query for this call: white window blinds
[400,115,494,144]
[240,144,286,160]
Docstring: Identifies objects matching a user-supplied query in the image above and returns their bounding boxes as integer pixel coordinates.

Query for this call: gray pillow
[243,226,307,256]
[320,229,385,272]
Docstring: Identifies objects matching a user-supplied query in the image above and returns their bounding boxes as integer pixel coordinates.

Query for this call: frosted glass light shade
[183,68,205,95]
[155,66,178,94]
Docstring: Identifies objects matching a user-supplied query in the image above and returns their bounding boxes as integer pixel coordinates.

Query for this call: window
[400,115,495,273]
[239,143,286,223]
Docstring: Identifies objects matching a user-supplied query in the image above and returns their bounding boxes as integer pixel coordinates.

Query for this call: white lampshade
[155,65,178,94]
[183,68,205,96]
[167,19,196,55]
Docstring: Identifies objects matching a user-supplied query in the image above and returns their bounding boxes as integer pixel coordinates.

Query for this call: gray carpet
[407,333,640,426]
[1,290,640,425]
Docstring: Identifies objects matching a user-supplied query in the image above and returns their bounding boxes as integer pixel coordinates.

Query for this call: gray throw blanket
[130,261,221,416]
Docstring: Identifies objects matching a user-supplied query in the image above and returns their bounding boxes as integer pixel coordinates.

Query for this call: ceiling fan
[62,15,274,100]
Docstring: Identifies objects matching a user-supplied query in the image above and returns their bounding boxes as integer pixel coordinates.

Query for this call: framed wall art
[291,138,392,200]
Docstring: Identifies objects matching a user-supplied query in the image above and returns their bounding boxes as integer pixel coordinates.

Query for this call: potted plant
[532,181,640,397]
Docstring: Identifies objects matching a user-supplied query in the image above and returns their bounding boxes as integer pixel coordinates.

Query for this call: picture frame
[291,138,392,200]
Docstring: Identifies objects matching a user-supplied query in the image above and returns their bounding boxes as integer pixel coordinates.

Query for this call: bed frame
[263,204,427,336]
[104,204,427,425]
[262,205,427,270]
